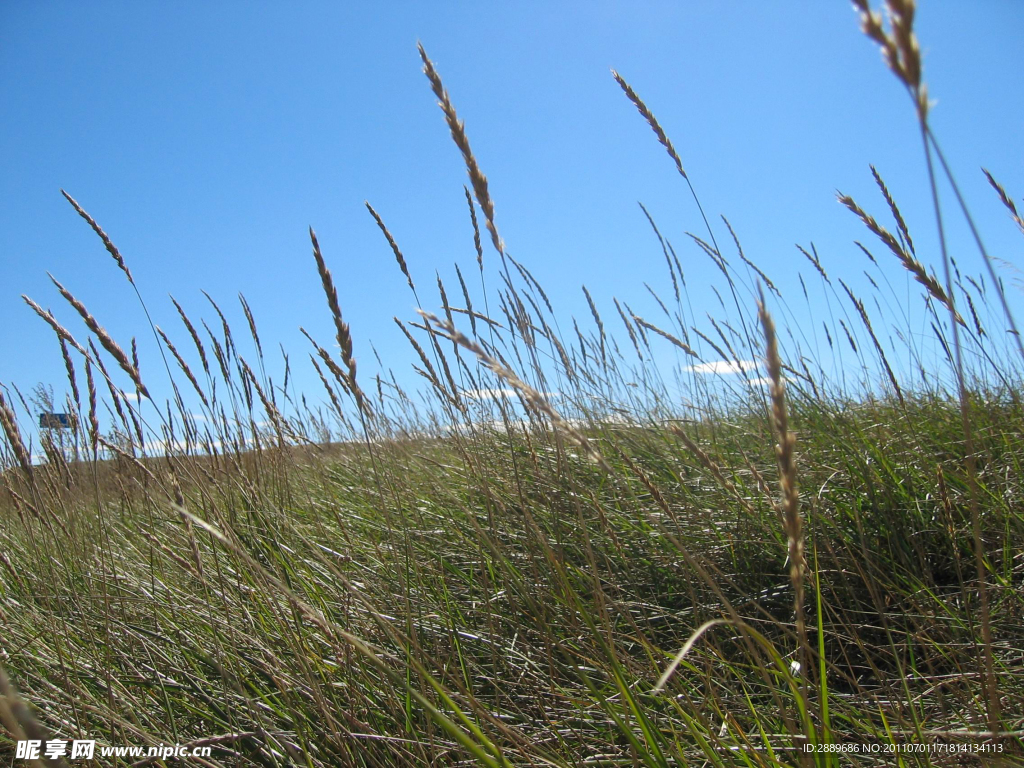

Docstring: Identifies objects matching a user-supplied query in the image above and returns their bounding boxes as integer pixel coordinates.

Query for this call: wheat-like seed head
[454,263,477,337]
[61,190,135,284]
[852,0,927,118]
[88,338,133,441]
[870,165,916,255]
[170,297,209,376]
[638,202,681,303]
[22,296,88,357]
[613,298,643,362]
[436,273,456,336]
[838,194,965,325]
[720,215,780,298]
[633,316,699,358]
[202,320,231,386]
[58,336,80,410]
[983,169,1024,237]
[796,243,830,284]
[301,328,347,386]
[48,274,149,398]
[0,389,33,482]
[309,354,344,419]
[463,186,484,269]
[238,293,263,360]
[582,286,606,364]
[83,357,99,456]
[758,291,803,591]
[240,358,285,435]
[308,228,360,404]
[611,71,687,180]
[365,202,416,294]
[419,43,504,256]
[394,318,442,392]
[202,290,235,361]
[157,326,209,408]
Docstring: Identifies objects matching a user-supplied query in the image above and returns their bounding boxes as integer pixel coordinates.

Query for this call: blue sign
[39,413,72,429]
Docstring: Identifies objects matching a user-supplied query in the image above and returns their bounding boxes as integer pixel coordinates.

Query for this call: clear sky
[2,2,1022,438]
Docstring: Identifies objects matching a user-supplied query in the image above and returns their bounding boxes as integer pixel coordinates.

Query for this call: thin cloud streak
[686,359,759,375]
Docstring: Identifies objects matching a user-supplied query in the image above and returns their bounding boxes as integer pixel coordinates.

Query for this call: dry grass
[611,70,687,181]
[419,43,503,257]
[46,274,149,398]
[60,190,134,285]
[309,226,362,411]
[758,290,807,691]
[366,202,417,296]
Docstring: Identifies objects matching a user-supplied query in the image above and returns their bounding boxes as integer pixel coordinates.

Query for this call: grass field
[2,2,1023,765]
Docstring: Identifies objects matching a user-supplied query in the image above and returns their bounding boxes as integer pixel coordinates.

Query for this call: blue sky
[2,2,1022,438]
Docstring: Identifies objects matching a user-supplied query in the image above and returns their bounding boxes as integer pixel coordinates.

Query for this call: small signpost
[39,412,72,429]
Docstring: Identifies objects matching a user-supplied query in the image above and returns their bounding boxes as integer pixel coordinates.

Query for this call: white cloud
[461,388,517,400]
[686,359,759,375]
[461,388,559,400]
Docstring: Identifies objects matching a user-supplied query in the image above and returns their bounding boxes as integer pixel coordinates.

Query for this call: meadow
[2,2,1023,765]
